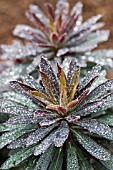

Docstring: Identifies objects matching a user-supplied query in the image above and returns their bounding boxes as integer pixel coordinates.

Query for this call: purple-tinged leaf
[39,118,61,127]
[67,99,78,110]
[98,92,113,111]
[45,3,55,21]
[40,57,59,94]
[58,33,67,43]
[13,25,46,42]
[78,65,101,91]
[67,59,78,86]
[10,81,45,107]
[50,32,59,44]
[87,79,113,102]
[70,1,83,17]
[75,100,103,116]
[25,11,48,36]
[46,104,67,116]
[73,90,90,109]
[21,75,43,92]
[81,15,102,29]
[55,0,69,20]
[75,76,98,102]
[29,4,49,25]
[66,14,80,33]
[34,109,57,118]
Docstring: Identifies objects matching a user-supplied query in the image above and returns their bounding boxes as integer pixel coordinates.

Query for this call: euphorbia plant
[1,0,113,92]
[0,57,113,169]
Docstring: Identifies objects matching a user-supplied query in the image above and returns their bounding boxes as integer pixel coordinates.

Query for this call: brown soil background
[0,0,113,77]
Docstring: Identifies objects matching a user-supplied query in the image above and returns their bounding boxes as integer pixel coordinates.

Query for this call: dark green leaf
[72,129,111,161]
[66,142,79,170]
[0,124,36,149]
[76,147,94,170]
[75,119,113,140]
[1,145,37,169]
[98,114,113,126]
[35,145,56,170]
[101,154,113,170]
[48,147,63,170]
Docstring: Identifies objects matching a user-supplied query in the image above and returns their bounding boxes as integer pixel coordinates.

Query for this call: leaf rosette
[1,57,113,169]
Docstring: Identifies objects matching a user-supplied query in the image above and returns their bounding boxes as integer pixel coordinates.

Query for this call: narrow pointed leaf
[30,90,53,105]
[53,121,69,147]
[68,67,80,101]
[75,76,98,100]
[75,100,103,116]
[1,145,37,169]
[40,57,59,94]
[87,79,113,102]
[95,92,113,112]
[46,104,67,116]
[13,24,45,41]
[59,67,67,106]
[6,114,38,125]
[8,134,30,149]
[67,59,77,86]
[0,123,25,132]
[45,3,55,21]
[35,145,56,170]
[101,154,113,170]
[66,142,79,170]
[21,74,43,91]
[1,92,37,109]
[34,109,57,118]
[98,114,113,126]
[34,133,54,155]
[26,124,57,146]
[48,147,63,170]
[78,65,101,91]
[39,118,61,126]
[29,4,49,25]
[70,1,83,17]
[0,105,32,115]
[72,130,111,161]
[40,71,59,103]
[10,81,45,106]
[55,0,69,20]
[76,147,94,170]
[0,125,36,149]
[75,119,113,140]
